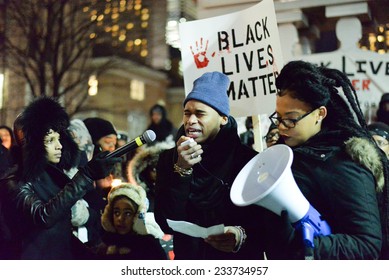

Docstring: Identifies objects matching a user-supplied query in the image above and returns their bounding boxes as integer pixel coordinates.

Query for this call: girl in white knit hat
[97,183,166,259]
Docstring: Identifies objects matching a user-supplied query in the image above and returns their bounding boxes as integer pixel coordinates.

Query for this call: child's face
[44,129,62,164]
[113,198,136,235]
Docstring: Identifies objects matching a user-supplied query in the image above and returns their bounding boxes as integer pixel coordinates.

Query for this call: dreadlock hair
[276,60,366,138]
[276,60,389,258]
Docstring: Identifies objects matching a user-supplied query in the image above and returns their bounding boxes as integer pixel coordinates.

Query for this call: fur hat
[183,71,230,116]
[101,183,164,238]
[18,97,79,180]
[83,117,117,144]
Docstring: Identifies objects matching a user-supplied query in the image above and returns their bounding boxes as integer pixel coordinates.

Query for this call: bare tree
[3,0,114,115]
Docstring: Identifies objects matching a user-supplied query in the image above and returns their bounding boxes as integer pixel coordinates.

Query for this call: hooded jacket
[14,97,94,259]
[154,116,275,260]
[127,141,174,211]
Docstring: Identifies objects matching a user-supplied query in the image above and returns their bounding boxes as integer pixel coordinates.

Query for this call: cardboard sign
[179,0,283,117]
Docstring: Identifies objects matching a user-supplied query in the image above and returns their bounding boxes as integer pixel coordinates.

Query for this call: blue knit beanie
[183,72,230,116]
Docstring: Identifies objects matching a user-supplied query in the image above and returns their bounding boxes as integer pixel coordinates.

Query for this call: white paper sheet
[167,219,224,238]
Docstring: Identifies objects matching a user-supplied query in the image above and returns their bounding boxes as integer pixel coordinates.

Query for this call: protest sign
[179,0,283,117]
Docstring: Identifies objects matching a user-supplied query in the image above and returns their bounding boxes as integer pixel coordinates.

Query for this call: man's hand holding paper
[166,219,224,238]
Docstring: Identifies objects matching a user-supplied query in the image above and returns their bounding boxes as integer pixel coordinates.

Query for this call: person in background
[0,119,24,259]
[84,117,118,156]
[155,71,271,260]
[0,126,17,178]
[97,183,166,259]
[116,130,134,180]
[12,97,120,259]
[376,93,389,125]
[266,60,387,259]
[239,117,254,149]
[147,104,177,145]
[264,123,280,148]
[127,142,174,212]
[0,139,13,179]
[116,131,128,148]
[83,117,119,251]
[0,125,15,151]
[127,141,175,259]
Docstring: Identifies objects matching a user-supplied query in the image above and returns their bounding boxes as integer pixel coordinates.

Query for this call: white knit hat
[101,183,164,238]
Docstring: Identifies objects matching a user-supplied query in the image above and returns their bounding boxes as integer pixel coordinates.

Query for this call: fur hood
[127,141,174,191]
[101,183,164,238]
[345,137,385,192]
[18,97,79,181]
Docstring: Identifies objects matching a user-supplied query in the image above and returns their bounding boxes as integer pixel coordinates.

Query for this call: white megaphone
[230,144,331,250]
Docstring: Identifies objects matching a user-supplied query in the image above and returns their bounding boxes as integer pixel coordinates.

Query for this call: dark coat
[97,232,167,260]
[155,116,274,260]
[266,130,382,259]
[16,164,94,259]
[0,170,22,259]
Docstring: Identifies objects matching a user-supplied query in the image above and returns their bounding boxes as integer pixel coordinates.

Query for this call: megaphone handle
[302,222,315,248]
[302,222,315,260]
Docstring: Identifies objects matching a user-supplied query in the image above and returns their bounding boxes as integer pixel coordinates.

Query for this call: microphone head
[143,130,156,144]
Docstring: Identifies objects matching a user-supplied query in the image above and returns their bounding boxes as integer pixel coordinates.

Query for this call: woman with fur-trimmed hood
[127,142,174,212]
[13,97,120,259]
[98,183,166,259]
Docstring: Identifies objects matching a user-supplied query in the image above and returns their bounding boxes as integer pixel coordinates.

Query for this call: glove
[281,210,305,259]
[81,151,122,180]
[71,199,90,227]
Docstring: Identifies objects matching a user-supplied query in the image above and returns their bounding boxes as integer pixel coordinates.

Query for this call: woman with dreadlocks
[266,60,388,259]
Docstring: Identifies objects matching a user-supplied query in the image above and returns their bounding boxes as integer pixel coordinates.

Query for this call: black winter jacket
[266,130,382,259]
[16,164,94,259]
[155,116,275,260]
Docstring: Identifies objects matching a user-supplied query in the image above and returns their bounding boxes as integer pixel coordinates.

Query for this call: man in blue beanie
[154,71,272,260]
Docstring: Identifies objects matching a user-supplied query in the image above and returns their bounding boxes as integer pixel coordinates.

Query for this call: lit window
[88,75,98,96]
[130,80,144,101]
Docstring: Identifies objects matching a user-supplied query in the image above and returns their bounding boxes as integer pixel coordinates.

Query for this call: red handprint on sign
[190,38,210,69]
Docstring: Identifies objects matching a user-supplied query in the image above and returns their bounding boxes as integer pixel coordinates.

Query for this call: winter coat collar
[293,129,385,192]
[180,116,243,210]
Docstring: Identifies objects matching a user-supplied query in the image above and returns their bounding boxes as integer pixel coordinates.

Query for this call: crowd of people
[1,60,388,260]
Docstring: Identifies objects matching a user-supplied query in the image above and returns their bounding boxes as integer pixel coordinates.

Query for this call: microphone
[105,130,156,158]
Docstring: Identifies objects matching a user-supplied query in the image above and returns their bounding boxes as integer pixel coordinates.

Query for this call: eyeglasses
[269,110,315,129]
